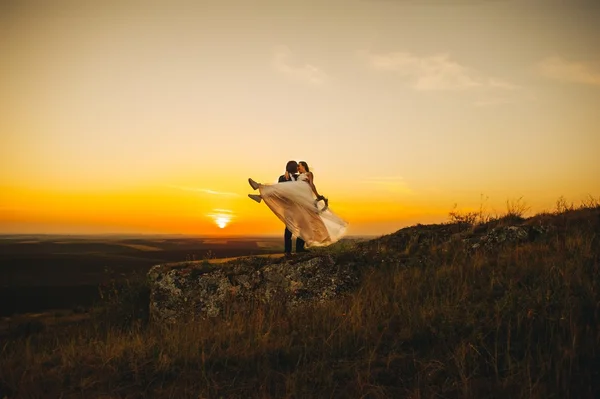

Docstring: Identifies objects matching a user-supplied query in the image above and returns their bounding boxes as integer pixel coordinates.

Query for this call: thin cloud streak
[364,51,520,92]
[168,186,240,197]
[213,208,234,213]
[206,210,235,218]
[272,46,328,85]
[538,56,600,87]
[363,50,533,106]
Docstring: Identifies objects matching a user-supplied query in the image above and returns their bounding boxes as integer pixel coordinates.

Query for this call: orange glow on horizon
[1,1,598,236]
[2,181,597,237]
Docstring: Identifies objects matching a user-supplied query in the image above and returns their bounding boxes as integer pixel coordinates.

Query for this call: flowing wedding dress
[258,173,348,247]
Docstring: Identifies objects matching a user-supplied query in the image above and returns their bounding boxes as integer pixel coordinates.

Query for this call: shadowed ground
[1,205,598,398]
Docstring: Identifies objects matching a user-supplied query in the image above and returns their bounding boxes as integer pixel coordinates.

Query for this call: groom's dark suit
[278,172,306,254]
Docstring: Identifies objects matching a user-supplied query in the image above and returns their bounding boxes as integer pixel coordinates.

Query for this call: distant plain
[0,235,285,316]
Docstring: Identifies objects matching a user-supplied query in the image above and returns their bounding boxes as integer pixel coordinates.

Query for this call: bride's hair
[299,161,310,173]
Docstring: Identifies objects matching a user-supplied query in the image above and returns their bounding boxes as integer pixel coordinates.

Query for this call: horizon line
[0,233,380,239]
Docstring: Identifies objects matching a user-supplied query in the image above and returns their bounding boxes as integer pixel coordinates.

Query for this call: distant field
[0,235,285,316]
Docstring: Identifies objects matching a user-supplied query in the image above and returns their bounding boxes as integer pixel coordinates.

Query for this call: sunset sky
[1,0,599,236]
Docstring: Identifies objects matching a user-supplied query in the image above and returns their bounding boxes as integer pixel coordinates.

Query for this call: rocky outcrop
[147,220,553,323]
[463,224,552,251]
[147,254,359,323]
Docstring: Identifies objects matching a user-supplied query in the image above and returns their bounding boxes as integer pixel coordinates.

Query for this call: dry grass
[1,200,599,398]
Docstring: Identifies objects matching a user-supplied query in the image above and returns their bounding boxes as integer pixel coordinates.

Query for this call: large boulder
[147,254,359,323]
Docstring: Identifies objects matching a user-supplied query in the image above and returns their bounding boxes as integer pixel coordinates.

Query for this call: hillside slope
[1,206,599,398]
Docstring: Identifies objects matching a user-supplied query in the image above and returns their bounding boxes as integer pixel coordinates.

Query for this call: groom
[279,160,306,256]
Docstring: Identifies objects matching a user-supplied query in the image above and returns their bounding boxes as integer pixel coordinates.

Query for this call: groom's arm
[278,174,287,183]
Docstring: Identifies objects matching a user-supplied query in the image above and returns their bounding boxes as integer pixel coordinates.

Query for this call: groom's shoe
[248,178,260,190]
[248,194,262,203]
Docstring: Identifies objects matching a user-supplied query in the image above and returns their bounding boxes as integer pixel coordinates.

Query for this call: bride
[248,161,348,248]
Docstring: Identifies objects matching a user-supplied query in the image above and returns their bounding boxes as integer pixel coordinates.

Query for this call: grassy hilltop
[1,199,599,398]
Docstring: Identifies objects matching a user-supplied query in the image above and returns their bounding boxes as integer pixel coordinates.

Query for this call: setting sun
[207,209,233,229]
[216,217,228,229]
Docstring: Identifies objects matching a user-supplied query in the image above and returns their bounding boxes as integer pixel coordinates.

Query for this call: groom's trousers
[284,228,305,254]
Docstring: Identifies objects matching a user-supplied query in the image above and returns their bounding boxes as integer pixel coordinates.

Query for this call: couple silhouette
[248,160,347,256]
